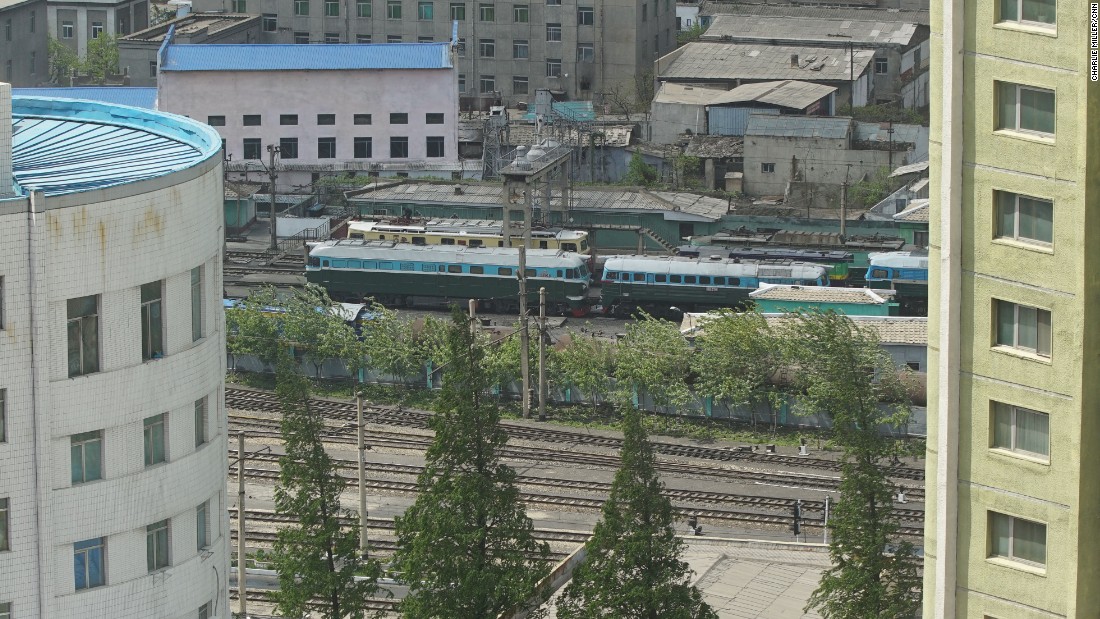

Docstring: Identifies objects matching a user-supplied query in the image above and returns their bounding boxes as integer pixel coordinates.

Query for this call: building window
[426,136,445,157]
[997,82,1055,136]
[198,602,212,619]
[140,281,164,361]
[317,113,336,125]
[992,402,1049,459]
[294,31,310,43]
[71,430,103,484]
[194,397,208,447]
[262,13,277,30]
[30,9,35,31]
[479,3,494,20]
[196,501,209,549]
[387,0,401,18]
[642,2,647,20]
[0,498,6,551]
[577,43,593,62]
[244,138,262,159]
[546,58,561,77]
[74,537,106,590]
[996,191,1052,246]
[280,137,299,159]
[243,114,261,126]
[146,520,170,572]
[450,2,465,19]
[479,75,495,93]
[354,137,373,158]
[578,6,593,24]
[418,1,433,18]
[425,112,445,124]
[280,114,298,126]
[874,57,888,74]
[149,60,157,77]
[325,0,340,15]
[418,35,433,42]
[356,34,371,42]
[990,512,1046,566]
[325,32,340,43]
[232,0,246,11]
[458,73,466,92]
[761,162,775,173]
[0,603,7,619]
[513,39,528,58]
[0,389,5,443]
[92,21,104,38]
[357,0,372,16]
[995,300,1052,357]
[387,34,402,43]
[456,37,466,55]
[318,137,337,158]
[67,296,99,378]
[295,0,309,14]
[390,136,409,158]
[62,20,74,38]
[479,38,495,57]
[191,266,204,343]
[354,113,372,125]
[546,0,560,5]
[144,414,167,466]
[390,112,408,124]
[513,4,528,21]
[546,23,561,41]
[513,75,529,94]
[1000,0,1055,25]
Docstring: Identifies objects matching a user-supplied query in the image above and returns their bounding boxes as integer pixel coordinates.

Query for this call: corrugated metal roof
[121,12,257,42]
[653,82,728,105]
[702,15,919,46]
[12,87,157,109]
[11,96,220,196]
[661,42,874,82]
[709,80,837,109]
[682,312,927,344]
[700,3,930,27]
[749,283,893,304]
[683,135,743,158]
[744,114,851,139]
[161,42,454,72]
[520,101,595,122]
[854,121,923,144]
[893,199,929,222]
[889,160,929,177]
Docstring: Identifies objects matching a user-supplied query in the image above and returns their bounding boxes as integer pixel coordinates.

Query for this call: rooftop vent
[790,54,799,68]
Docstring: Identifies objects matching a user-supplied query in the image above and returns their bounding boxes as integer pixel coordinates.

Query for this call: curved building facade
[0,85,228,618]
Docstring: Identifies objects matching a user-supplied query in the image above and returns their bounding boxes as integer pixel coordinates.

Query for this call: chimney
[790,54,799,68]
[0,82,13,198]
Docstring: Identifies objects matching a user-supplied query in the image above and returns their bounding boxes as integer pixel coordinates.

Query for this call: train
[865,251,929,315]
[675,245,853,283]
[597,255,831,317]
[346,219,591,254]
[305,239,593,316]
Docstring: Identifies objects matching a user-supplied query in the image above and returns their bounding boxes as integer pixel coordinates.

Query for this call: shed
[650,82,728,145]
[749,283,898,316]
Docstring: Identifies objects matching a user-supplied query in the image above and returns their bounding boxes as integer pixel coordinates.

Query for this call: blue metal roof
[161,42,454,72]
[521,101,595,123]
[11,96,222,196]
[12,87,158,110]
[744,114,851,139]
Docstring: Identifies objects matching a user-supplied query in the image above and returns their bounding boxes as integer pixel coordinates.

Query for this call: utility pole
[823,495,831,545]
[356,391,368,557]
[266,144,280,252]
[887,120,895,169]
[840,163,852,239]
[236,432,248,619]
[538,287,547,422]
[518,191,532,419]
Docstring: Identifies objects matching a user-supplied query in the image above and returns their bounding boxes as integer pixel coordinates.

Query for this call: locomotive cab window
[470,266,484,274]
[469,240,483,248]
[539,241,549,249]
[498,241,505,247]
[322,259,330,267]
[441,238,455,245]
[447,265,462,273]
[567,268,576,278]
[498,267,513,276]
[562,243,577,251]
[309,257,320,267]
[412,236,426,245]
[869,268,890,279]
[525,268,537,277]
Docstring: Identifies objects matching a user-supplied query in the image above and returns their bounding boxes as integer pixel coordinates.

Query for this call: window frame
[479,2,494,20]
[196,501,209,550]
[390,136,409,158]
[995,300,1052,358]
[242,114,261,126]
[294,0,309,15]
[479,75,496,93]
[62,20,74,38]
[146,519,170,572]
[449,2,465,19]
[998,0,1056,26]
[318,137,337,159]
[243,138,262,160]
[71,430,104,484]
[989,511,1047,567]
[67,295,100,378]
[577,43,594,63]
[144,413,167,467]
[279,137,299,159]
[262,13,277,31]
[991,401,1049,460]
[354,136,373,159]
[194,397,208,447]
[546,58,562,77]
[417,0,433,19]
[74,537,106,590]
[546,22,562,41]
[325,0,340,15]
[390,112,409,124]
[426,112,445,124]
[577,5,593,24]
[995,190,1053,247]
[513,75,529,95]
[513,3,528,21]
[356,0,372,16]
[317,113,336,125]
[386,0,401,18]
[479,38,496,58]
[0,389,5,443]
[997,82,1055,137]
[354,113,372,125]
[191,266,203,341]
[140,281,164,361]
[513,39,529,59]
[426,136,445,158]
[0,498,8,552]
[761,162,775,173]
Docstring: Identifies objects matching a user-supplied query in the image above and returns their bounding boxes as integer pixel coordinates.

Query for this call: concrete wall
[742,134,910,198]
[120,17,263,86]
[48,0,149,57]
[159,66,461,168]
[0,0,48,87]
[649,99,706,144]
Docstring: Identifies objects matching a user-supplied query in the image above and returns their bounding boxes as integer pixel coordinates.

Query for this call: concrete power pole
[518,192,533,419]
[538,287,547,422]
[356,392,368,557]
[237,432,248,619]
[266,144,280,251]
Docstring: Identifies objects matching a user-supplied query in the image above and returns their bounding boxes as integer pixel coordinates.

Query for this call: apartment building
[0,0,48,86]
[0,84,229,618]
[926,0,1100,617]
[48,0,149,57]
[187,0,675,104]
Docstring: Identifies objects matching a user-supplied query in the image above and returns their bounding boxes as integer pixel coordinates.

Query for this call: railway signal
[791,499,803,538]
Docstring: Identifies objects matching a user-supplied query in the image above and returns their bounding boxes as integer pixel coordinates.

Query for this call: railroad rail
[229,588,399,613]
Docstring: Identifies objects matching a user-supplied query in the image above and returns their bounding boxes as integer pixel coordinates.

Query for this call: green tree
[676,23,706,47]
[226,286,385,619]
[557,408,717,619]
[48,37,82,83]
[392,310,550,618]
[848,166,897,210]
[361,302,421,382]
[624,151,659,187]
[692,310,786,431]
[614,314,692,412]
[84,34,120,82]
[551,330,616,411]
[783,311,922,619]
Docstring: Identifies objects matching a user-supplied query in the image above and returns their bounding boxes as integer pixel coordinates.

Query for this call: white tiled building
[0,84,229,618]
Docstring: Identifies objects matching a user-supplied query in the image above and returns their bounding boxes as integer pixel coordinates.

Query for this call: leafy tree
[551,330,616,411]
[848,166,897,210]
[676,23,706,47]
[361,302,421,382]
[692,310,786,431]
[392,310,550,618]
[47,37,81,83]
[783,311,922,619]
[226,286,385,619]
[624,151,659,187]
[614,314,692,412]
[84,34,120,82]
[557,408,717,619]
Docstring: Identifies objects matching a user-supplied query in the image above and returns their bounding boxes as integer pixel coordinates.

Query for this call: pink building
[156,36,463,184]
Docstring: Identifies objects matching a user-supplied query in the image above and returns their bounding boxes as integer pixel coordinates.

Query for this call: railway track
[226,386,926,483]
[229,588,399,613]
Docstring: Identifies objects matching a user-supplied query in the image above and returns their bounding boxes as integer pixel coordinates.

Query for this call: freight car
[306,240,592,316]
[598,255,830,317]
